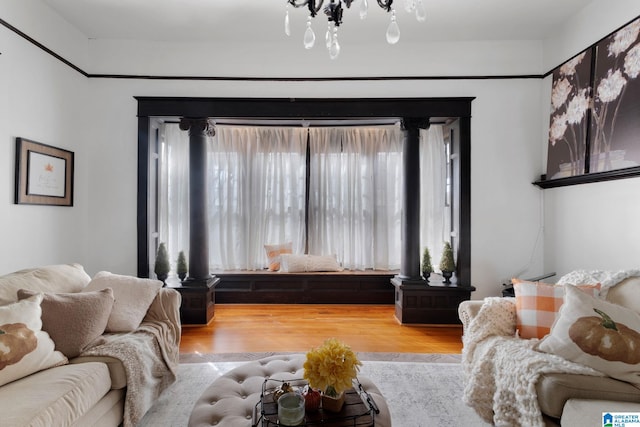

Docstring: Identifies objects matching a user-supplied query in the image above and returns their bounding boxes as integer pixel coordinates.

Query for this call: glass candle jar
[277,392,305,426]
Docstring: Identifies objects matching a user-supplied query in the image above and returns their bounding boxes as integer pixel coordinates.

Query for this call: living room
[1,1,640,426]
[2,1,640,297]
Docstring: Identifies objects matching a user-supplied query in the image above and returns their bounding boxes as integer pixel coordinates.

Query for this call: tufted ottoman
[188,354,391,427]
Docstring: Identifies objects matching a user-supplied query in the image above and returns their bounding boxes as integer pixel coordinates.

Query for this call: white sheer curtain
[308,126,403,270]
[158,124,307,271]
[157,123,190,275]
[420,124,448,269]
[208,126,307,270]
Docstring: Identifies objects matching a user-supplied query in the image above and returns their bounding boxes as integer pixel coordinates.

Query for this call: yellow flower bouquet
[303,338,362,399]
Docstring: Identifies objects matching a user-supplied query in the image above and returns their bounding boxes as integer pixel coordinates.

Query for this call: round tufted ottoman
[188,354,391,427]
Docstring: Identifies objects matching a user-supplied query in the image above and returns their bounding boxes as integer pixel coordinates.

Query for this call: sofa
[459,270,640,426]
[0,263,181,427]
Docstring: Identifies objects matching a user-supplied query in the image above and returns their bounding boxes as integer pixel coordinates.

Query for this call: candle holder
[277,392,305,426]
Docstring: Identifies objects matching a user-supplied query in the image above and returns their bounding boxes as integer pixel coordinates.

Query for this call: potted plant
[439,242,455,284]
[303,338,362,412]
[177,250,188,281]
[421,247,433,282]
[154,242,170,284]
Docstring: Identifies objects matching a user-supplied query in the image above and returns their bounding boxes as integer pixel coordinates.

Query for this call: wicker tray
[252,377,379,427]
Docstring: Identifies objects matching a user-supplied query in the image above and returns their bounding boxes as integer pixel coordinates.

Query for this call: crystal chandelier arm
[288,0,325,17]
[377,0,394,12]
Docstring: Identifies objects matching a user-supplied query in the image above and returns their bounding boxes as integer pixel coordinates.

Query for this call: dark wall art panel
[590,17,640,173]
[547,49,593,179]
[542,16,640,187]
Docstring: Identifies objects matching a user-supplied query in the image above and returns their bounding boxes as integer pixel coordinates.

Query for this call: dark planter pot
[178,272,187,281]
[422,271,432,282]
[441,271,453,284]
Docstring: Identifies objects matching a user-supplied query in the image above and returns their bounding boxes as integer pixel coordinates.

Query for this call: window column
[175,117,219,325]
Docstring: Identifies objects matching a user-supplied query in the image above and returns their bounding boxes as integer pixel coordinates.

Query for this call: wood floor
[179,304,463,354]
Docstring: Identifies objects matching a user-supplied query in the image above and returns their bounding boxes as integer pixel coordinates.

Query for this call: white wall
[541,1,640,278]
[0,8,89,274]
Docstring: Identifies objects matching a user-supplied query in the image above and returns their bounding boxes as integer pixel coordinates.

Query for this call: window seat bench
[211,270,398,304]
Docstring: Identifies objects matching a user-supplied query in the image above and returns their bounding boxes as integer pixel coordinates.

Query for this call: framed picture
[541,16,640,187]
[589,16,640,173]
[14,138,74,206]
[546,49,593,180]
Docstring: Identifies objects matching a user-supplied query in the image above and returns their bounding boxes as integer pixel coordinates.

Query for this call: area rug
[139,353,489,427]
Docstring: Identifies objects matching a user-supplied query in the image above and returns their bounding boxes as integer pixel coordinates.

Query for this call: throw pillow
[17,288,114,358]
[513,279,601,339]
[0,294,67,387]
[264,242,293,271]
[280,254,343,272]
[83,272,162,333]
[537,285,640,387]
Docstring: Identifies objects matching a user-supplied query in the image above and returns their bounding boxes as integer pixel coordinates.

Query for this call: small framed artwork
[14,138,74,206]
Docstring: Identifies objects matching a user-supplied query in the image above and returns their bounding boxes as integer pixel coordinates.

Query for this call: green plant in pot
[177,250,188,281]
[154,242,170,284]
[421,247,433,282]
[439,242,455,284]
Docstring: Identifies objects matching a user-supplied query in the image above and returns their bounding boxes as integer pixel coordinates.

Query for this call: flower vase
[321,391,345,412]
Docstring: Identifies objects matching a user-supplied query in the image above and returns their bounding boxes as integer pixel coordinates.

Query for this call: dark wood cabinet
[169,277,220,325]
[392,278,475,324]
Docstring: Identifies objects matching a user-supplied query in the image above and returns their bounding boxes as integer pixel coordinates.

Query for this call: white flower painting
[547,51,591,178]
[590,17,640,173]
[547,17,640,179]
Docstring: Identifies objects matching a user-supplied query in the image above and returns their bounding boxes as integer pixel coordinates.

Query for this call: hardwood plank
[180,304,463,354]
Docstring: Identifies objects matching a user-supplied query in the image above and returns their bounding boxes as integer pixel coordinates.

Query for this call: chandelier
[285,0,426,59]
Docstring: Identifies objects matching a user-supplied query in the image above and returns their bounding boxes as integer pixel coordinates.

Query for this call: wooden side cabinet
[169,276,220,325]
[391,278,475,324]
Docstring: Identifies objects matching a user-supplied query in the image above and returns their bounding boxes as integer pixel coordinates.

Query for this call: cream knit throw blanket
[461,297,603,426]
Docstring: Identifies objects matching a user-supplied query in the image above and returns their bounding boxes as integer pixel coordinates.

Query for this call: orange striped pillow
[513,279,601,339]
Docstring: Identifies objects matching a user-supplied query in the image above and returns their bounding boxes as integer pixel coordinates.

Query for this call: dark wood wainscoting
[213,271,397,304]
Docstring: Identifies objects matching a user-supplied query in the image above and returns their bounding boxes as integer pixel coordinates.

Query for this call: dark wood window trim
[136,97,473,286]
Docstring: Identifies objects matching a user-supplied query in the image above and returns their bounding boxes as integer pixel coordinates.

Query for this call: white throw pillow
[280,254,343,272]
[537,285,640,386]
[0,294,68,387]
[83,272,162,332]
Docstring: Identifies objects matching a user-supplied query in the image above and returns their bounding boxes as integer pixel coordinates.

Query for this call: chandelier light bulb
[326,22,332,49]
[330,31,340,59]
[415,0,426,22]
[284,8,291,36]
[386,10,400,44]
[304,17,316,49]
[359,0,369,20]
[404,0,416,13]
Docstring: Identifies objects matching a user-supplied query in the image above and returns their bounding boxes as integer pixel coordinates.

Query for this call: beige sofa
[459,272,640,426]
[0,264,181,427]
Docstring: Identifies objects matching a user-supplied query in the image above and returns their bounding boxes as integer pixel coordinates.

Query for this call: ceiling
[42,0,593,44]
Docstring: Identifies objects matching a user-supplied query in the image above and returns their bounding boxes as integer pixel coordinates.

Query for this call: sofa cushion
[0,264,91,306]
[513,280,601,339]
[537,285,640,386]
[17,288,114,358]
[536,373,640,418]
[0,294,68,387]
[264,242,293,271]
[561,398,640,426]
[606,276,640,314]
[70,355,127,389]
[83,272,162,332]
[0,361,111,427]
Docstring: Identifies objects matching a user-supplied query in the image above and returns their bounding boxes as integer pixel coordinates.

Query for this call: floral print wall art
[590,17,640,173]
[547,50,592,179]
[546,16,640,180]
